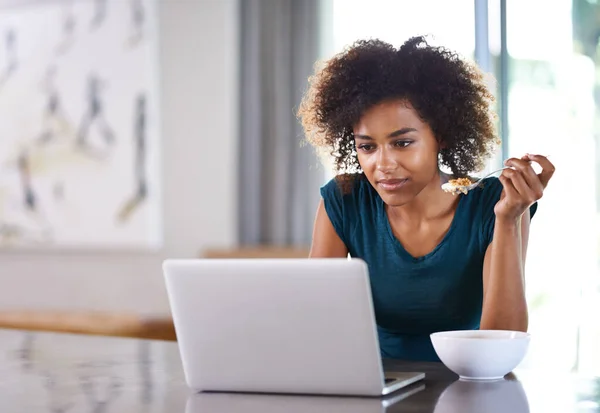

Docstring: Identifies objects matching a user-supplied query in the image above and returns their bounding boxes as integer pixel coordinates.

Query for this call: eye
[357,144,375,152]
[394,140,412,148]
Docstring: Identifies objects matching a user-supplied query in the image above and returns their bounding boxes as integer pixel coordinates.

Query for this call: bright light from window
[331,0,475,58]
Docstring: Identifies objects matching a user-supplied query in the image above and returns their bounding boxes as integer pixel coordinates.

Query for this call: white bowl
[430,330,530,381]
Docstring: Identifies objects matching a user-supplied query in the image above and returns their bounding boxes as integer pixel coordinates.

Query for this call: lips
[377,178,408,191]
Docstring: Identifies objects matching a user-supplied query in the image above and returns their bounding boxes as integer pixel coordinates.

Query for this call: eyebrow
[354,128,417,140]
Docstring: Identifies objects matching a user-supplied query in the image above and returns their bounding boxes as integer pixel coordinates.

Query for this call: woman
[298,36,555,361]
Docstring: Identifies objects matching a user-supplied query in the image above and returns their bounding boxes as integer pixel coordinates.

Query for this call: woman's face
[353,99,441,207]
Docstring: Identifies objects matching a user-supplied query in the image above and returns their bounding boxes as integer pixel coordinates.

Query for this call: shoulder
[320,173,373,202]
[461,176,503,249]
[455,176,503,218]
[320,173,376,243]
[469,176,503,204]
[470,176,504,211]
[467,175,538,249]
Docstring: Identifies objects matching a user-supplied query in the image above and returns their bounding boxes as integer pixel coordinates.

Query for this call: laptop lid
[163,258,386,396]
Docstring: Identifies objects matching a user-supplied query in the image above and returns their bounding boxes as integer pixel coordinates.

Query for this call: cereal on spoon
[441,177,473,195]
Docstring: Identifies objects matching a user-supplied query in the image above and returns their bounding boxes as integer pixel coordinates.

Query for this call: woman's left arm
[480,154,555,331]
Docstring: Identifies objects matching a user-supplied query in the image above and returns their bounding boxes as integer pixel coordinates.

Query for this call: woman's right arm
[309,200,349,258]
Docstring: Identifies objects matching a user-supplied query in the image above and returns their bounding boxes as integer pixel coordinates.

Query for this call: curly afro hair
[298,36,500,191]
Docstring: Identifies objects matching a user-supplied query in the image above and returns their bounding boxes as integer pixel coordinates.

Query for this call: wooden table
[0,310,177,341]
[0,328,597,412]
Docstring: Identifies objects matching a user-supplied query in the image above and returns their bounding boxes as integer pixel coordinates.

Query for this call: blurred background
[0,0,598,375]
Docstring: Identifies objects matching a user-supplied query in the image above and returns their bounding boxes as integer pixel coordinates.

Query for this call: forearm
[480,217,528,331]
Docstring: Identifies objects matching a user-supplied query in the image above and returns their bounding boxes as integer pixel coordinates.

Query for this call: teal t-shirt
[320,174,537,362]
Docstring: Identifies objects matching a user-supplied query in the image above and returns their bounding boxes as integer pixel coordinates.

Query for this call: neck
[387,171,455,222]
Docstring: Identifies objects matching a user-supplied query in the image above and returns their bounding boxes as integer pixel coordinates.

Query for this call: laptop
[163,258,425,397]
[185,383,426,413]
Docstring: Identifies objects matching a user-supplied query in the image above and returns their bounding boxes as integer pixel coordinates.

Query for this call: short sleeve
[320,178,350,245]
[479,177,538,248]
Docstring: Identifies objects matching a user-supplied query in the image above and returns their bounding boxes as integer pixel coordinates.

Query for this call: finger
[498,173,519,200]
[501,167,539,203]
[504,158,544,198]
[525,154,555,188]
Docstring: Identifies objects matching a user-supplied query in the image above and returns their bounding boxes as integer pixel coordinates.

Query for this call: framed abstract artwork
[0,0,162,250]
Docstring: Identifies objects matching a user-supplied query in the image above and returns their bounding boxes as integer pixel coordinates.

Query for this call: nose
[376,146,397,173]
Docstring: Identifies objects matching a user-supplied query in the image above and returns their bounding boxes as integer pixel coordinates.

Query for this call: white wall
[0,0,239,313]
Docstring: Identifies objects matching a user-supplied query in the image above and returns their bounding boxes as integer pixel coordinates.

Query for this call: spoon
[442,167,512,195]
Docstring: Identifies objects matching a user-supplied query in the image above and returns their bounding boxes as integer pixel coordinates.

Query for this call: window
[503,0,599,374]
[330,0,475,58]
